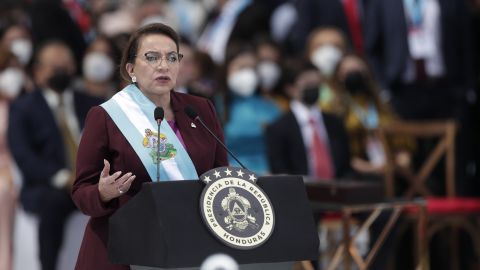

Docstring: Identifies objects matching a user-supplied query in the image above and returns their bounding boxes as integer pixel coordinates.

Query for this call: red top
[71,91,228,270]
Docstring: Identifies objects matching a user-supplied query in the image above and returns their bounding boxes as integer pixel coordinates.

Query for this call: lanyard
[404,0,426,28]
[352,101,379,129]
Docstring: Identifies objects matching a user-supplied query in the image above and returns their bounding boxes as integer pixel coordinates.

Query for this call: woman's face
[226,52,258,97]
[126,34,180,98]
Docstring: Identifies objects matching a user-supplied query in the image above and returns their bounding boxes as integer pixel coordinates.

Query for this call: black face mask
[344,71,369,95]
[48,71,72,93]
[301,86,320,106]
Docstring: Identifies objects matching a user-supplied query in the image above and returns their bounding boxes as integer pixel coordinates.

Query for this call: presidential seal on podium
[199,166,275,250]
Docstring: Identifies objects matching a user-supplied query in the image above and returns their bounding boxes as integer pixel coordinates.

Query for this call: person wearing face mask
[76,36,119,99]
[266,59,355,270]
[268,59,403,270]
[0,23,33,67]
[7,41,103,270]
[306,27,349,116]
[216,44,281,175]
[266,60,352,179]
[332,58,413,270]
[0,47,24,270]
[333,54,413,178]
[0,22,35,93]
[254,36,287,110]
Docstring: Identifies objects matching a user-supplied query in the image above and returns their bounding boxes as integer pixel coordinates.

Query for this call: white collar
[43,87,61,108]
[290,100,323,125]
[42,88,74,108]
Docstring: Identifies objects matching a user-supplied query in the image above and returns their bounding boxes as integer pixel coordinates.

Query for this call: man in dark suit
[266,61,352,179]
[365,0,476,197]
[8,41,103,270]
[364,0,474,120]
[266,61,398,270]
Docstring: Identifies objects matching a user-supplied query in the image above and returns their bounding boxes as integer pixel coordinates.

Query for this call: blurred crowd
[0,0,480,269]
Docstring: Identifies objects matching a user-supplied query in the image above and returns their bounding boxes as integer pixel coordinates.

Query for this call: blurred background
[0,0,479,269]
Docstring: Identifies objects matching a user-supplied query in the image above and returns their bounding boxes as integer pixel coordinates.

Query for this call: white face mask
[10,38,33,66]
[310,44,343,77]
[0,68,24,99]
[228,68,258,97]
[257,61,281,91]
[82,52,114,83]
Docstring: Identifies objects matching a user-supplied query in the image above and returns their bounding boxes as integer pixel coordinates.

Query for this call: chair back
[377,120,457,198]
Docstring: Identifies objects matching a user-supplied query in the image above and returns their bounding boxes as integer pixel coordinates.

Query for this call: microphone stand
[154,107,164,182]
[156,119,161,182]
[195,117,247,170]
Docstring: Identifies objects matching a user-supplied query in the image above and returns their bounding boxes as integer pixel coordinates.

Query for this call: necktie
[56,99,77,172]
[415,59,427,81]
[309,117,334,180]
[343,0,364,54]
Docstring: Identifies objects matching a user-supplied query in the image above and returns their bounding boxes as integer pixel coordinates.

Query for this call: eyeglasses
[137,52,183,67]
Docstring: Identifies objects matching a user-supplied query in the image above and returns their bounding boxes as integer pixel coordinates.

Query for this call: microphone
[154,107,164,124]
[154,107,164,181]
[184,106,247,170]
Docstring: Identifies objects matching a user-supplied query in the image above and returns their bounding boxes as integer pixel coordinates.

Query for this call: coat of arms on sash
[199,166,275,250]
[142,128,177,163]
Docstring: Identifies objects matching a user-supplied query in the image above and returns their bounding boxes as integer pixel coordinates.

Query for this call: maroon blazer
[71,91,228,270]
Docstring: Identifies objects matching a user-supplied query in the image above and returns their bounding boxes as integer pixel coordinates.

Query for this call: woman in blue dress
[215,43,281,175]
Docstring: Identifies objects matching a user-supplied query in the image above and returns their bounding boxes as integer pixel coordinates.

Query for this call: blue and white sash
[101,84,198,181]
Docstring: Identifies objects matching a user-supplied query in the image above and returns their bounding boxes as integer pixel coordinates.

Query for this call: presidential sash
[101,84,198,181]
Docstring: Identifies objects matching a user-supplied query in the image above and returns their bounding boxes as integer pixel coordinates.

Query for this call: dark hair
[279,58,318,88]
[119,23,180,82]
[332,53,390,115]
[0,45,17,71]
[217,42,257,123]
[253,34,281,56]
[33,39,74,65]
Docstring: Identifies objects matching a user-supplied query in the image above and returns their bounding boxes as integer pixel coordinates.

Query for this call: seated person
[332,54,413,178]
[266,59,352,179]
[267,59,398,270]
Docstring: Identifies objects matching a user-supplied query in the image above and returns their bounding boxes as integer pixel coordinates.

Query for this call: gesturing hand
[98,159,136,202]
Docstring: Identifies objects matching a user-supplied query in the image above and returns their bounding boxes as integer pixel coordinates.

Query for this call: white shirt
[42,88,81,188]
[290,100,330,176]
[42,88,81,144]
[403,0,445,81]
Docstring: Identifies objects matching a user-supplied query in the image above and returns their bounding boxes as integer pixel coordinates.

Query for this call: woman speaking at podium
[71,23,228,270]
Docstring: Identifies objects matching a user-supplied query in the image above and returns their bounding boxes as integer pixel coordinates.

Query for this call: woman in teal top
[216,44,280,175]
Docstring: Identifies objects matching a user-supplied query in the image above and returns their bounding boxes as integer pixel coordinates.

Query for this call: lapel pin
[191,122,197,128]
